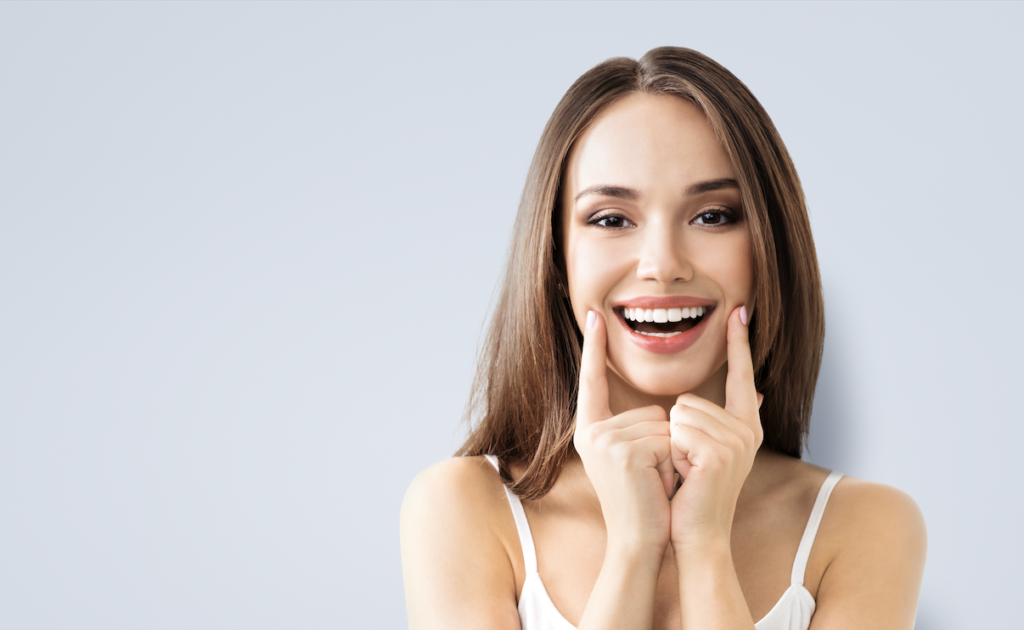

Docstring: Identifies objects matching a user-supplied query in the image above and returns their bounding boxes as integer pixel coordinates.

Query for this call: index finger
[724,305,758,423]
[577,310,612,426]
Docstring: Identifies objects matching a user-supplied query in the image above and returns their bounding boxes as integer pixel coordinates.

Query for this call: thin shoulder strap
[484,455,538,575]
[791,471,844,586]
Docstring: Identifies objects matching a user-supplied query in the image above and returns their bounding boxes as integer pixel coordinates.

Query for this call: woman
[401,47,926,630]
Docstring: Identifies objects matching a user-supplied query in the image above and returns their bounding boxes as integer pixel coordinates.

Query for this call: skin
[401,94,927,630]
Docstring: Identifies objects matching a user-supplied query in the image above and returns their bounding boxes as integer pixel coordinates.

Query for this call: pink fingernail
[740,306,748,326]
[586,310,597,331]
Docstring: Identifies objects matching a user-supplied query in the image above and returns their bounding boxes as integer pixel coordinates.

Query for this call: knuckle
[706,448,730,469]
[647,406,669,423]
[621,446,644,467]
[723,432,742,452]
[607,441,631,463]
[573,432,589,457]
[753,426,764,448]
[575,425,597,447]
[742,422,762,446]
[670,426,690,446]
[736,425,755,448]
[671,405,695,425]
[593,429,615,450]
[675,394,698,408]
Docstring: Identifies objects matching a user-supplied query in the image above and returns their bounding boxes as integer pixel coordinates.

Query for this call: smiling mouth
[617,306,711,338]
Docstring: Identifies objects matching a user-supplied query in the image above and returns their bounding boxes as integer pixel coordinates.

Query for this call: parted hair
[456,47,825,500]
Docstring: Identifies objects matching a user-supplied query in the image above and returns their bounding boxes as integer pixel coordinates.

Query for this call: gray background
[1,2,1021,628]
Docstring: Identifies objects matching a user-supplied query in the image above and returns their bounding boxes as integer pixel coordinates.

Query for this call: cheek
[693,231,753,302]
[565,237,632,317]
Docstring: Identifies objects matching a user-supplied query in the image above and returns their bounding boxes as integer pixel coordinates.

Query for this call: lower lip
[617,310,712,355]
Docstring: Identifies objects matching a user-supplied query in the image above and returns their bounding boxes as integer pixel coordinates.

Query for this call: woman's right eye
[588,214,633,229]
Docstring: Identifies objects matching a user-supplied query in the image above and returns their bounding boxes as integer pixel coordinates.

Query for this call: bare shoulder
[400,457,521,630]
[810,471,927,630]
[822,474,927,558]
[400,455,517,566]
[770,455,926,548]
[402,456,511,524]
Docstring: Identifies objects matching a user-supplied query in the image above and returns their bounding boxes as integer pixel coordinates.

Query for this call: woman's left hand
[669,305,764,547]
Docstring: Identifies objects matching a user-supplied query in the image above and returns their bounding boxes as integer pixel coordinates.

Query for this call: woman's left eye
[693,210,733,226]
[588,214,634,229]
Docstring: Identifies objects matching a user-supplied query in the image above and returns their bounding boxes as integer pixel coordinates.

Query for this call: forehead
[563,93,734,198]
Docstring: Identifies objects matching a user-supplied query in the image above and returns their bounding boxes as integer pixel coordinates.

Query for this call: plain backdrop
[1,2,1021,628]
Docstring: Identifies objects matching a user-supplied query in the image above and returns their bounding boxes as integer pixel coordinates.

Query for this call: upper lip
[612,296,716,310]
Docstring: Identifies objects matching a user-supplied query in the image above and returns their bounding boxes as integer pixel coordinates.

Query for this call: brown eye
[588,214,634,229]
[693,210,732,226]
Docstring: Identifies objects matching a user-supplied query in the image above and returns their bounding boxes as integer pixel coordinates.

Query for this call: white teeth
[638,331,682,338]
[624,305,708,322]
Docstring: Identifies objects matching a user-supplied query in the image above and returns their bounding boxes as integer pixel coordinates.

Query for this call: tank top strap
[484,455,539,575]
[791,470,844,587]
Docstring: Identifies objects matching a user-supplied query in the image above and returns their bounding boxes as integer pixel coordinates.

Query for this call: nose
[635,224,693,284]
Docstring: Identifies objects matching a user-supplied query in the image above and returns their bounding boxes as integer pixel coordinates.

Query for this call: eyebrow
[685,178,739,195]
[573,185,639,203]
[573,178,740,204]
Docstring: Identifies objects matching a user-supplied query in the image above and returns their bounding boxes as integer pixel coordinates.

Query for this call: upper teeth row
[624,306,706,323]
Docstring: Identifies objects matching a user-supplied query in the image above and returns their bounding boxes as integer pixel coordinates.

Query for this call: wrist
[671,531,732,557]
[605,535,668,570]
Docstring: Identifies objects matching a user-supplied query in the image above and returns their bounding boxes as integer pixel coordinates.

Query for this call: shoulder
[824,475,927,556]
[402,456,509,520]
[767,456,926,550]
[400,456,522,630]
[401,456,517,561]
[811,473,927,629]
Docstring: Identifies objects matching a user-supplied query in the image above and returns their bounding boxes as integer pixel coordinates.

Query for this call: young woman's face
[562,93,753,401]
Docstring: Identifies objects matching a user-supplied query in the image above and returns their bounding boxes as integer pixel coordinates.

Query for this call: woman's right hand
[573,310,675,554]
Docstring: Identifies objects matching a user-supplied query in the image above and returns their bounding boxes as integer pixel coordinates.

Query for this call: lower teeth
[638,331,682,338]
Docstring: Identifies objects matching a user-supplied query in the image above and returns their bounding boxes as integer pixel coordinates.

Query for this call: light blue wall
[1,2,1020,628]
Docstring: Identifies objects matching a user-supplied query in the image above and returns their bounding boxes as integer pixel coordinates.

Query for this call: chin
[614,362,719,398]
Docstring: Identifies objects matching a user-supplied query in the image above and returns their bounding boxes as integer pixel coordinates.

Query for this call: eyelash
[586,207,738,230]
[692,208,737,227]
[587,213,635,230]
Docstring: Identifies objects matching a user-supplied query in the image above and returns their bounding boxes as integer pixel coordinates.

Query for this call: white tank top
[484,455,843,630]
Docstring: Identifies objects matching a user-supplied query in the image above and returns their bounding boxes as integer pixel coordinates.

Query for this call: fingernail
[740,306,748,326]
[586,310,597,331]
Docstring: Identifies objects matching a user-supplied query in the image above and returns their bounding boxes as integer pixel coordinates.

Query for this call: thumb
[657,455,676,499]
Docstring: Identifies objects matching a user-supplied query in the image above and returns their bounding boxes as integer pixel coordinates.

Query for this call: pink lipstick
[613,297,715,355]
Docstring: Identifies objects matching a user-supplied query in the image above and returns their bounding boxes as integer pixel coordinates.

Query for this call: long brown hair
[457,47,825,500]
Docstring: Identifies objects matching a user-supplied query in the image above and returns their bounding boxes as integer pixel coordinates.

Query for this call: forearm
[576,542,664,630]
[673,538,755,630]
